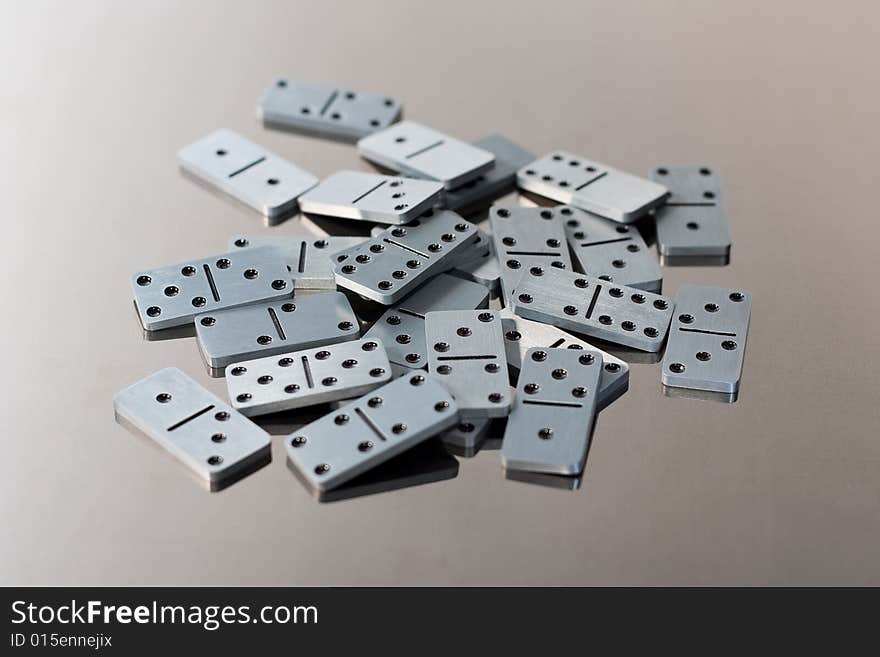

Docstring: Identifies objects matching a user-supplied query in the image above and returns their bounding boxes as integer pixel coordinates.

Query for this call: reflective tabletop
[2,1,878,585]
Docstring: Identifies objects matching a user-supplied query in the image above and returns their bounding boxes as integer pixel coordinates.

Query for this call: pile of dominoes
[113,79,752,497]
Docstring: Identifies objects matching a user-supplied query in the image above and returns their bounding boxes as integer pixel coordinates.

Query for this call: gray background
[2,0,878,585]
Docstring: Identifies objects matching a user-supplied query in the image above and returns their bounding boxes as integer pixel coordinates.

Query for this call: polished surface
[2,1,879,585]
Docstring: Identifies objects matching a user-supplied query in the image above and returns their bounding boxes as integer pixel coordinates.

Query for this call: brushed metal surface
[440,418,492,450]
[662,285,751,394]
[369,221,494,276]
[225,338,392,416]
[258,79,402,142]
[501,348,602,475]
[379,272,491,317]
[195,292,360,369]
[113,368,270,488]
[562,205,662,292]
[499,310,629,410]
[332,210,479,304]
[449,246,502,293]
[512,266,674,351]
[227,234,365,289]
[447,227,501,292]
[178,129,318,217]
[299,171,444,224]
[443,134,535,213]
[517,151,668,223]
[425,309,510,419]
[358,121,496,189]
[363,274,490,371]
[651,166,731,264]
[285,373,460,491]
[365,311,429,372]
[351,211,484,284]
[447,226,492,265]
[489,205,572,306]
[131,246,292,331]
[446,226,492,271]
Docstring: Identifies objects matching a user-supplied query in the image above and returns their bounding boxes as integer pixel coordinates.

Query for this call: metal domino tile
[362,273,490,371]
[517,151,668,223]
[560,205,663,292]
[113,368,271,487]
[448,242,502,293]
[501,347,602,476]
[131,246,292,331]
[449,219,501,290]
[285,373,461,491]
[443,134,536,213]
[489,205,572,306]
[499,310,629,410]
[425,309,511,419]
[446,226,500,292]
[225,338,393,416]
[195,291,360,370]
[364,311,430,371]
[332,210,480,304]
[356,233,494,296]
[662,285,751,394]
[651,166,731,264]
[449,254,501,293]
[299,171,444,224]
[357,121,496,189]
[178,129,319,217]
[511,266,674,352]
[440,418,493,451]
[228,235,365,290]
[258,79,402,142]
